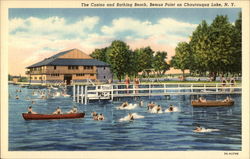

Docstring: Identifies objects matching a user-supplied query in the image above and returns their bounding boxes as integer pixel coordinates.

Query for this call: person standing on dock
[134,77,140,94]
[230,77,236,92]
[221,76,227,91]
[125,75,130,94]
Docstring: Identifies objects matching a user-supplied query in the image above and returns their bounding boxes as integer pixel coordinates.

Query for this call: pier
[72,83,242,104]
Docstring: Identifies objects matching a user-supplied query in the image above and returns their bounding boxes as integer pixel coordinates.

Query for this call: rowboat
[191,100,234,107]
[22,112,85,120]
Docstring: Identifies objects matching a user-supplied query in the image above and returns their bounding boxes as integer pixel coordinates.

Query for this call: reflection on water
[9,84,241,151]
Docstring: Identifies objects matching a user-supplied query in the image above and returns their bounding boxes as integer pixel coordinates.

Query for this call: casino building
[26,48,112,84]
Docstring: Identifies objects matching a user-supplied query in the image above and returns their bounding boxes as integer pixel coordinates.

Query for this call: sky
[8,8,241,76]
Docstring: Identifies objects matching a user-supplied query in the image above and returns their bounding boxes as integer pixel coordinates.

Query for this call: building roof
[26,49,109,68]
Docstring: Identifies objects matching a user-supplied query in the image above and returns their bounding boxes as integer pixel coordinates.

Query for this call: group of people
[124,76,140,94]
[91,112,105,121]
[147,102,175,113]
[197,96,233,103]
[27,106,78,115]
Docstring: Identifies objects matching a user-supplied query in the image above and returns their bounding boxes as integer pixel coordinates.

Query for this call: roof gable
[26,49,109,68]
[27,49,90,68]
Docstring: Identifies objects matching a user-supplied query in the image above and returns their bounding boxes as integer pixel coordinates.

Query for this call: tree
[208,15,235,76]
[127,50,141,77]
[230,12,242,75]
[153,51,170,76]
[90,47,108,62]
[134,46,154,76]
[106,40,132,81]
[189,20,211,76]
[171,42,192,79]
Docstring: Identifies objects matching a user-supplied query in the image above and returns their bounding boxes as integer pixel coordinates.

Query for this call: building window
[76,73,85,76]
[39,77,42,80]
[68,66,78,70]
[84,66,93,70]
[34,77,37,80]
[51,74,59,76]
[104,76,106,79]
[90,74,94,76]
[54,66,56,70]
[103,67,106,70]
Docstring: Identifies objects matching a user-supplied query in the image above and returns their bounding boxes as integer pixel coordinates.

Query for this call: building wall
[96,66,113,82]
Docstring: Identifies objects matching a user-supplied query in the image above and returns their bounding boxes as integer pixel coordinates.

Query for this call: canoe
[191,100,234,107]
[22,112,85,120]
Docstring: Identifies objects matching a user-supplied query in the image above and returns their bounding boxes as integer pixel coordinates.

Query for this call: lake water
[9,84,241,151]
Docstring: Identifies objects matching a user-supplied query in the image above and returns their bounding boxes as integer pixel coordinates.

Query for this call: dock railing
[73,82,242,104]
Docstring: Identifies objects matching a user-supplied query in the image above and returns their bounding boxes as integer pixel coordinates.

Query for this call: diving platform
[72,83,242,104]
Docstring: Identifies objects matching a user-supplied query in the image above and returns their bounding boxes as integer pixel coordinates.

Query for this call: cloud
[9,16,100,37]
[101,17,197,43]
[9,15,197,75]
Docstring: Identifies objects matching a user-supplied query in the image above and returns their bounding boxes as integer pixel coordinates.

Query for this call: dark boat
[191,100,234,107]
[22,112,85,120]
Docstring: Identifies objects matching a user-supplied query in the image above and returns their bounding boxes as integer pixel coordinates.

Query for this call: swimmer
[194,125,202,132]
[93,113,99,120]
[128,113,134,120]
[156,105,162,113]
[98,113,105,120]
[139,100,144,107]
[147,102,156,110]
[16,95,19,99]
[168,105,174,112]
[31,101,35,104]
[121,102,129,108]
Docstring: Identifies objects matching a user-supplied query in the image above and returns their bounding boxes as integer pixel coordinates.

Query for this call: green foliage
[90,47,108,62]
[175,13,242,80]
[171,42,192,76]
[106,40,132,81]
[134,47,154,76]
[153,51,170,76]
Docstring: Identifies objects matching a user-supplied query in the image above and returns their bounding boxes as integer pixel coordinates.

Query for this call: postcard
[1,0,249,159]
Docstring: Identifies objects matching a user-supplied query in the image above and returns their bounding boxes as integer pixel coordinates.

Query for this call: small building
[26,48,113,84]
[12,76,20,83]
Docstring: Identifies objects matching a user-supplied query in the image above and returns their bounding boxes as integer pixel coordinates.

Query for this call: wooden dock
[72,83,242,104]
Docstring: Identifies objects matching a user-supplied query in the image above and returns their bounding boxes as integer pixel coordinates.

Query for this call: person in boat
[156,105,162,113]
[16,95,19,99]
[98,113,105,120]
[53,107,62,114]
[223,96,232,102]
[194,125,202,132]
[128,113,134,120]
[198,97,206,103]
[27,106,37,114]
[121,101,129,108]
[147,102,155,110]
[67,106,78,114]
[168,105,174,112]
